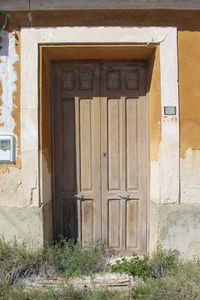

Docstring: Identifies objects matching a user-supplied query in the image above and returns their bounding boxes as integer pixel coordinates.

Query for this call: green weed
[150,247,179,277]
[0,284,130,300]
[108,247,180,280]
[132,258,200,299]
[108,254,151,280]
[1,239,200,300]
[0,239,45,285]
[42,239,108,277]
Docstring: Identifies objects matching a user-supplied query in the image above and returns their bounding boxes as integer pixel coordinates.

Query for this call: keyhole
[103,152,107,158]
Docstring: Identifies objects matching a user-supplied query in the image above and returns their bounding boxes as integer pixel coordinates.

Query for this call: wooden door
[101,63,148,254]
[52,61,148,254]
[53,62,101,243]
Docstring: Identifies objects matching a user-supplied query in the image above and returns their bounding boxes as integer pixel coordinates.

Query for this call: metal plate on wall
[164,106,176,116]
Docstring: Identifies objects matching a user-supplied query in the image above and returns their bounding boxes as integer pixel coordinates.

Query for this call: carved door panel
[53,62,101,243]
[101,63,148,254]
[53,61,148,254]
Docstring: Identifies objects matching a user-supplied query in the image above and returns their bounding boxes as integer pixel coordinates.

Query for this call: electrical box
[0,135,15,164]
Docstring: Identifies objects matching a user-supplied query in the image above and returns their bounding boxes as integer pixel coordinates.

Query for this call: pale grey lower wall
[0,201,199,258]
[149,200,160,254]
[159,204,200,258]
[0,202,53,247]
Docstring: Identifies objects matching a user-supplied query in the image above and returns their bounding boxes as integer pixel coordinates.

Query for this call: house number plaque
[164,106,176,115]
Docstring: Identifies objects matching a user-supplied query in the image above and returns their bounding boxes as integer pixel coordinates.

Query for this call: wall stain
[0,167,10,174]
[12,31,21,168]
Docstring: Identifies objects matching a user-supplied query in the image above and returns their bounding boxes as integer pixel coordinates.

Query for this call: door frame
[21,26,179,253]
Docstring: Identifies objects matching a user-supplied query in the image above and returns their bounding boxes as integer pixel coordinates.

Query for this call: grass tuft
[0,238,108,285]
[1,239,200,300]
[132,260,200,300]
[0,284,130,300]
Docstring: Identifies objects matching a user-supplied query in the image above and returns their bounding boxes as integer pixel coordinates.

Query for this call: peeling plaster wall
[0,32,18,133]
[0,31,23,207]
[159,204,200,258]
[180,149,200,204]
[148,48,161,205]
[0,10,200,253]
[0,206,43,247]
[178,31,200,205]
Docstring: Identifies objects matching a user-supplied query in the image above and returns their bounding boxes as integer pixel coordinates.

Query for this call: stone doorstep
[24,273,137,290]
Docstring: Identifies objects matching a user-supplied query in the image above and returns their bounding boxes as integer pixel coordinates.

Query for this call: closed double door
[52,61,148,254]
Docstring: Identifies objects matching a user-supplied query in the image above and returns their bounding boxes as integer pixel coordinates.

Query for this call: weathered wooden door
[52,61,148,254]
[53,63,101,243]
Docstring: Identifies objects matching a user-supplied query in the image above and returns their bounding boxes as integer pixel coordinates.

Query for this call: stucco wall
[0,10,200,255]
[179,31,200,204]
[0,31,22,208]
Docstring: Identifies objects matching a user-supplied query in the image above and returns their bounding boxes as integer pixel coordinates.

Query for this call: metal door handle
[75,194,84,200]
[117,194,130,200]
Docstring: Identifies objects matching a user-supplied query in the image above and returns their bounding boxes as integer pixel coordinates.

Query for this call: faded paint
[12,31,21,168]
[0,167,22,206]
[0,31,20,167]
[149,202,200,258]
[0,206,43,247]
[148,200,160,254]
[180,149,200,204]
[148,47,161,161]
[159,204,200,258]
[0,10,200,255]
[0,31,21,207]
[148,48,161,205]
[0,32,18,133]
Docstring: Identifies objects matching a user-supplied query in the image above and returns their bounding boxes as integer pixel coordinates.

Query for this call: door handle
[117,194,130,200]
[74,194,84,200]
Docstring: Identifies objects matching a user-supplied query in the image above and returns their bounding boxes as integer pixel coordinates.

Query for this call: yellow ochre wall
[179,31,200,157]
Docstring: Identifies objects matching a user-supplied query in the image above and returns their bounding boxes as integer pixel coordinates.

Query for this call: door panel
[79,99,92,191]
[63,98,76,193]
[126,199,138,248]
[53,61,148,254]
[108,99,120,191]
[108,199,121,248]
[126,98,138,190]
[101,63,147,254]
